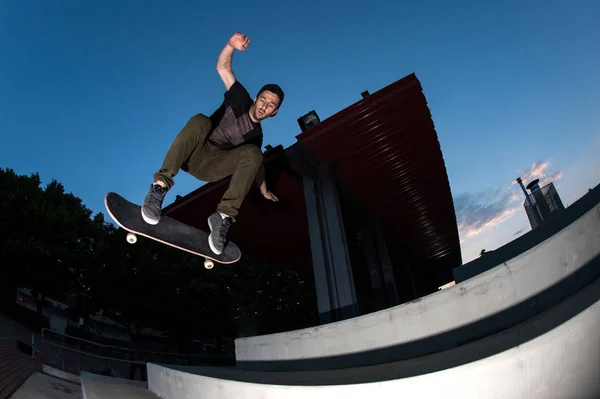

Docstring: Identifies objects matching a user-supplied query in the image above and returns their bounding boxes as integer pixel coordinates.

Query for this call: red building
[163,73,461,324]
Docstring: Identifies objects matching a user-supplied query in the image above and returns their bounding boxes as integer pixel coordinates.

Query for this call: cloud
[455,160,563,240]
[454,192,520,239]
[511,161,564,189]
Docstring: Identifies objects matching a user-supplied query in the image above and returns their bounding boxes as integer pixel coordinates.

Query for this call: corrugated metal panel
[296,73,461,269]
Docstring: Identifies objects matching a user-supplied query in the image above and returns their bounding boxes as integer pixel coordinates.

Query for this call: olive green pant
[153,113,263,220]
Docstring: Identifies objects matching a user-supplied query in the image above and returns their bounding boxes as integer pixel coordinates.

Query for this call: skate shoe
[141,183,167,225]
[207,211,232,255]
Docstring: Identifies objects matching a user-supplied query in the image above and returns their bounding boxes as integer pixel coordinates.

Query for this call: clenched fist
[229,32,250,51]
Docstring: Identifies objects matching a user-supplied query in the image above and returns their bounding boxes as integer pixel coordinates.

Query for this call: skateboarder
[141,32,284,255]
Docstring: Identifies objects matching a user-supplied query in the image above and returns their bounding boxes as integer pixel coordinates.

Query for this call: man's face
[250,90,280,122]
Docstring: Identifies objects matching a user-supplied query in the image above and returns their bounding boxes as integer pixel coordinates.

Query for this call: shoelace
[147,186,165,207]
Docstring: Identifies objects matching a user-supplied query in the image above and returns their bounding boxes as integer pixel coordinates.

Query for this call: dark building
[516,177,565,229]
[163,73,462,324]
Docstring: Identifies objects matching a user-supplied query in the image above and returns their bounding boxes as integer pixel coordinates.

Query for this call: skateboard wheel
[204,259,214,269]
[126,233,137,244]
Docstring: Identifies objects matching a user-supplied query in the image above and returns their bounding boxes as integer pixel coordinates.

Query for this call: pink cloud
[511,161,564,188]
[458,205,520,238]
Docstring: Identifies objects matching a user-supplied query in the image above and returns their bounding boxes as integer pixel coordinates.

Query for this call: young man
[141,32,284,255]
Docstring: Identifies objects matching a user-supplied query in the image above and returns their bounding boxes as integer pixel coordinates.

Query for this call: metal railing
[39,328,235,380]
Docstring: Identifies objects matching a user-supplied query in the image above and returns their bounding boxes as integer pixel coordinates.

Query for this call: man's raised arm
[216,32,250,91]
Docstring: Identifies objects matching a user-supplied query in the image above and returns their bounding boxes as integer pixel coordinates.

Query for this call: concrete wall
[233,195,600,371]
[145,274,600,397]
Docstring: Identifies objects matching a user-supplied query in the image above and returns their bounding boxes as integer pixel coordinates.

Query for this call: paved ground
[0,340,43,399]
[8,371,81,399]
[80,372,153,399]
[0,312,43,399]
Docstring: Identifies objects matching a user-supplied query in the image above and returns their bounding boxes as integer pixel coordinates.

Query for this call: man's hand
[261,188,279,202]
[217,32,250,90]
[255,163,277,201]
[229,32,250,51]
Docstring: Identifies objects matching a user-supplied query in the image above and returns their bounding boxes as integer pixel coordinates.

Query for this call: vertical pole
[318,165,358,320]
[290,143,358,324]
[302,175,336,323]
[302,165,358,323]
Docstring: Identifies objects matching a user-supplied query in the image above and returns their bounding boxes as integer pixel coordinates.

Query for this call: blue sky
[2,0,599,265]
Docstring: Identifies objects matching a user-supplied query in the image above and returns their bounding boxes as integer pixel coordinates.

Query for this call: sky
[1,0,599,265]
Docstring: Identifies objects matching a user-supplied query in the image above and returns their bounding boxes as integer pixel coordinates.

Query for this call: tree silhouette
[0,167,318,343]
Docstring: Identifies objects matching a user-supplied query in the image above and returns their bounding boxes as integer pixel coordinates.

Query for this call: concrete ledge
[146,275,600,398]
[234,199,600,370]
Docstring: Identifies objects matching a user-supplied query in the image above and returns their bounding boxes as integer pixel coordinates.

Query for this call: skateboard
[104,192,241,269]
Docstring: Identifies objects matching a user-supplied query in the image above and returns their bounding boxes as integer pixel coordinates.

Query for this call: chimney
[526,178,541,193]
[516,177,530,199]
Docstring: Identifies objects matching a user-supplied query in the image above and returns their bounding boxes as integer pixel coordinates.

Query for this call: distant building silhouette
[516,177,565,229]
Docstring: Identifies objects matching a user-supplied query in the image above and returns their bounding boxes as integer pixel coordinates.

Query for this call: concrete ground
[7,372,81,399]
[0,312,77,399]
[80,372,155,399]
[0,312,41,399]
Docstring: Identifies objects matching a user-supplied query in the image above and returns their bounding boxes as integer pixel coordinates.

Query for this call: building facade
[163,73,462,324]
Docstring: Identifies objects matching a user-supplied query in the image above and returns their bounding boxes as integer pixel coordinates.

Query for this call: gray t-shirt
[208,81,263,150]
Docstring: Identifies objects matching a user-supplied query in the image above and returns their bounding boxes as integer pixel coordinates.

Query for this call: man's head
[249,84,284,122]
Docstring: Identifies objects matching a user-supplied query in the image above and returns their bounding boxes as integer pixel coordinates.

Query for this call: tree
[0,168,101,312]
[1,167,318,343]
[219,254,318,336]
[0,168,45,308]
[67,212,117,321]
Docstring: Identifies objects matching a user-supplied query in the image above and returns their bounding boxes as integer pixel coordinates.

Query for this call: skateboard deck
[104,192,241,269]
